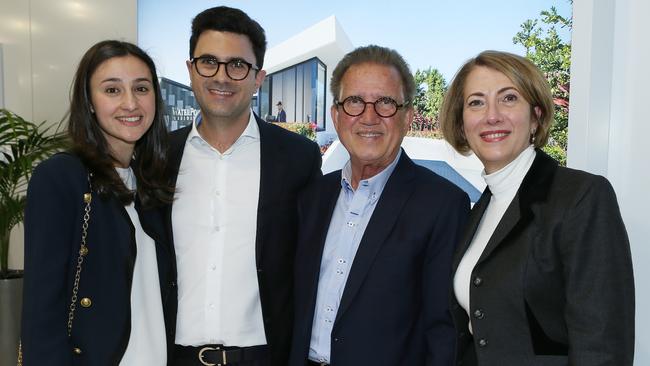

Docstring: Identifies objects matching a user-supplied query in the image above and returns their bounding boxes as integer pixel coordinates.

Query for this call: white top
[117,166,167,365]
[453,145,536,333]
[173,111,265,346]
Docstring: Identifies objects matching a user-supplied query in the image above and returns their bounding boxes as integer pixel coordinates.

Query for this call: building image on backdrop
[159,77,199,131]
[157,15,487,203]
[259,15,485,202]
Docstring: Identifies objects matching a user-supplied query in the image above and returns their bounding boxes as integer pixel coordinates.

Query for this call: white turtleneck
[453,145,536,333]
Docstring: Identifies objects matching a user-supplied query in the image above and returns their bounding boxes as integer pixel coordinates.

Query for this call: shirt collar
[188,110,260,153]
[340,149,402,201]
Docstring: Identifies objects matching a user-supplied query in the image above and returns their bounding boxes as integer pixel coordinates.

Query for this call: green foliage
[513,3,572,165]
[413,68,447,130]
[0,109,67,275]
[410,112,435,132]
[406,129,443,140]
[294,122,317,140]
[273,122,316,141]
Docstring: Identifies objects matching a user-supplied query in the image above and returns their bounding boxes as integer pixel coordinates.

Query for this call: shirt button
[473,309,485,319]
[215,190,221,196]
[211,265,216,271]
[215,226,220,232]
[473,277,483,286]
[478,338,488,347]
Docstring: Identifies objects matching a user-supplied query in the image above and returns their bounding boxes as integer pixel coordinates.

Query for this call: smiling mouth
[208,87,234,96]
[116,116,142,124]
[480,131,510,140]
[357,131,382,138]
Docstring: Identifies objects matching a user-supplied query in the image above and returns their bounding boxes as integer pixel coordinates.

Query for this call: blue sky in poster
[138,0,571,87]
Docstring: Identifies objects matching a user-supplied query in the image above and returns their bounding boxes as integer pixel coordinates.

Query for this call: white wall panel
[0,0,138,270]
[570,1,650,364]
[0,0,32,120]
[30,0,137,124]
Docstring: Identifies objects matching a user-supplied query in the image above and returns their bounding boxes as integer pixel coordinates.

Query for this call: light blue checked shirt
[308,150,402,363]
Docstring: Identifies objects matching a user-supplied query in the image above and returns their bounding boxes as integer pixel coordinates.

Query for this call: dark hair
[68,39,174,207]
[330,45,416,104]
[440,50,555,154]
[189,6,267,69]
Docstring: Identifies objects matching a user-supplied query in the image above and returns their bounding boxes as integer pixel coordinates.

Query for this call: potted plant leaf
[0,108,67,364]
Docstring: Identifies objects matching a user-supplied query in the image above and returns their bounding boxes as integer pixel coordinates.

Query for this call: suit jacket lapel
[452,187,491,272]
[476,193,522,263]
[335,152,416,324]
[163,125,191,258]
[305,173,343,307]
[475,149,558,264]
[256,116,286,264]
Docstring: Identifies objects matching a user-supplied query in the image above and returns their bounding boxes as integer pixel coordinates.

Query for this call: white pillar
[570,1,650,364]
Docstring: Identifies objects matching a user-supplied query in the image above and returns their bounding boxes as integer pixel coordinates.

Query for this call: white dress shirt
[308,151,401,363]
[453,145,536,333]
[117,166,167,365]
[173,112,266,346]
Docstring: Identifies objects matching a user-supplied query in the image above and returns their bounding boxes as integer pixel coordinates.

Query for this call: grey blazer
[451,149,635,366]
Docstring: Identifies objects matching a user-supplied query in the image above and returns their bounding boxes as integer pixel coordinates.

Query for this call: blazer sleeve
[21,157,82,365]
[561,176,635,365]
[424,188,470,366]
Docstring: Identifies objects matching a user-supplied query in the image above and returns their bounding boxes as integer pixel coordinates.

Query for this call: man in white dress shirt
[165,6,322,366]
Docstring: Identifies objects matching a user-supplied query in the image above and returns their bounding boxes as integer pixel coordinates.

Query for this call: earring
[90,105,95,114]
[530,129,537,144]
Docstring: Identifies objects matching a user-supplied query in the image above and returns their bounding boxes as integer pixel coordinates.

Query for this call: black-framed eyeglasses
[335,96,409,118]
[190,56,259,80]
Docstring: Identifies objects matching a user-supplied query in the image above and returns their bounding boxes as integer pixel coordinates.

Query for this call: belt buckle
[198,346,227,366]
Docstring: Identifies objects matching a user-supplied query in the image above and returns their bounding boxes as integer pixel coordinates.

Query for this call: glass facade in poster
[258,57,327,130]
[159,77,199,131]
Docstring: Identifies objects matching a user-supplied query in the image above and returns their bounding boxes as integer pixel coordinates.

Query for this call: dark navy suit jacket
[21,153,176,365]
[289,151,470,366]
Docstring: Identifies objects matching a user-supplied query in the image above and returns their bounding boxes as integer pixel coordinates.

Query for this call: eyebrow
[195,54,251,62]
[466,86,518,99]
[100,77,152,84]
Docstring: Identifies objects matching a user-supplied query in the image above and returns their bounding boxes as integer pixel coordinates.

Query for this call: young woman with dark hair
[21,40,175,365]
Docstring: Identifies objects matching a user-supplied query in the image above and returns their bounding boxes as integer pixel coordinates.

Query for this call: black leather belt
[174,344,269,366]
[307,360,329,366]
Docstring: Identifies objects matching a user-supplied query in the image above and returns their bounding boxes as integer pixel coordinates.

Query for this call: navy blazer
[21,153,176,365]
[289,151,470,366]
[451,150,635,365]
[165,114,322,366]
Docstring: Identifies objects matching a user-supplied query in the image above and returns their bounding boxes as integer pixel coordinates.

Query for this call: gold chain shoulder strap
[67,172,93,336]
[18,173,93,365]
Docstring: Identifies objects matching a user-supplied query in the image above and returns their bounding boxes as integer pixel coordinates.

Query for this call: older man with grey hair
[289,45,470,366]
